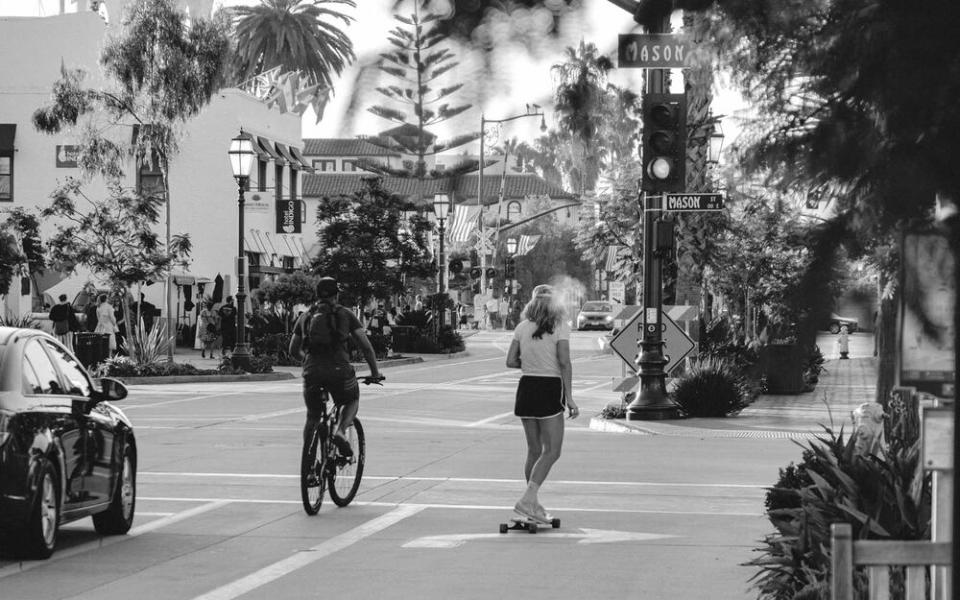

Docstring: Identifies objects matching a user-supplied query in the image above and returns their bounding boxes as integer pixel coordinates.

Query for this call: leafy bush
[252,332,298,366]
[366,331,391,359]
[436,325,464,352]
[669,356,752,417]
[120,320,174,366]
[396,309,432,332]
[747,420,931,599]
[0,314,39,328]
[801,343,826,390]
[95,356,216,378]
[217,354,275,374]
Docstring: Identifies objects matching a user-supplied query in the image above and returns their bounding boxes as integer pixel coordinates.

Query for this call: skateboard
[499,515,561,534]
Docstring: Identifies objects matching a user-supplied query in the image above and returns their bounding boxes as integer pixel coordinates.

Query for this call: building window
[313,159,336,172]
[290,167,298,199]
[507,201,522,221]
[257,159,267,192]
[282,256,295,270]
[0,154,11,202]
[435,163,446,172]
[342,159,358,172]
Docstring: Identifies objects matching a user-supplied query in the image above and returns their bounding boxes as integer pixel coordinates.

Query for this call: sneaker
[331,433,353,458]
[305,472,320,487]
[514,501,549,524]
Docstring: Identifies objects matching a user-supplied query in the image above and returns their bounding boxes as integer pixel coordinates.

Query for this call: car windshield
[581,302,611,312]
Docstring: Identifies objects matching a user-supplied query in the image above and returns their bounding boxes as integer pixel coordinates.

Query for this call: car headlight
[604,315,613,321]
[0,410,10,447]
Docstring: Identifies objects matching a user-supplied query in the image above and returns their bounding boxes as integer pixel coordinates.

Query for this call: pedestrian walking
[505,284,579,523]
[48,294,78,352]
[199,301,219,359]
[93,294,119,354]
[218,296,238,358]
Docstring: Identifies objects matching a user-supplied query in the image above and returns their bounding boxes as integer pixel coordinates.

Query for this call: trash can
[75,332,111,369]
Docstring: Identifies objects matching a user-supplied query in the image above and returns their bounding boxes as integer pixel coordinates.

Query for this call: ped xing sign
[665,193,725,211]
[609,307,697,375]
[618,34,691,69]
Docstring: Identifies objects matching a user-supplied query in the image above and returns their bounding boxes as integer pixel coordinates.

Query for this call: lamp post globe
[228,132,255,371]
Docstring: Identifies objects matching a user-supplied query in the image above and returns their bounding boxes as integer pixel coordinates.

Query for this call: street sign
[664,193,725,211]
[609,308,696,375]
[618,34,691,69]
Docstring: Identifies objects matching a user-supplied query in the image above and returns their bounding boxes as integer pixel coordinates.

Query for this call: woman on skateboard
[505,284,580,523]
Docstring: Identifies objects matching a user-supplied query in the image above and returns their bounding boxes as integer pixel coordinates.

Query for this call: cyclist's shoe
[331,433,353,458]
[514,501,550,524]
[305,472,321,487]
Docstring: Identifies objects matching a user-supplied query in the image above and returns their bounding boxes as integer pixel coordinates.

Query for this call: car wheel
[829,323,840,334]
[93,444,136,535]
[21,459,59,559]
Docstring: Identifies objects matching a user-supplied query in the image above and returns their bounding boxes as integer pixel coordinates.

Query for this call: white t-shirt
[513,319,571,377]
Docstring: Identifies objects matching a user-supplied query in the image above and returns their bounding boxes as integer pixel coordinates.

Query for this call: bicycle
[300,375,384,515]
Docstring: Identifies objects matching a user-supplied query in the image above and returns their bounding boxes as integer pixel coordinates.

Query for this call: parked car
[0,327,135,559]
[576,301,616,331]
[825,313,858,334]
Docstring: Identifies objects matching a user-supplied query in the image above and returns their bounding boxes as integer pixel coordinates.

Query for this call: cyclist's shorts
[303,365,359,416]
[514,375,565,419]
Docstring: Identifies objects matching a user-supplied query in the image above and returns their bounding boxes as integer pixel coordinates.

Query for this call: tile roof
[302,138,399,157]
[302,173,575,205]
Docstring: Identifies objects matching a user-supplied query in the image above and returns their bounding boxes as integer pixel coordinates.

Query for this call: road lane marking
[0,500,229,579]
[404,528,678,548]
[139,472,766,489]
[191,505,425,600]
[466,411,515,427]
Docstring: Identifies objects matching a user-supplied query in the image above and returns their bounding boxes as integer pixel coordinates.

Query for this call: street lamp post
[228,132,255,371]
[477,107,547,291]
[433,193,451,327]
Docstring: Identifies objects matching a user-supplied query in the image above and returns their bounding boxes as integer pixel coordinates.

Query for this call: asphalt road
[1,330,851,600]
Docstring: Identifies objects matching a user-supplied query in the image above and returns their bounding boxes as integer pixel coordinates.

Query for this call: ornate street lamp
[228,132,255,370]
[707,119,725,166]
[433,193,451,327]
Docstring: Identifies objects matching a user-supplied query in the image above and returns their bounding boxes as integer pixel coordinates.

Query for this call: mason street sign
[665,193,725,211]
[618,34,691,69]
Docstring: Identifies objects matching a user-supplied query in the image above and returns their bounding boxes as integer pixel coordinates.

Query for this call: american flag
[515,234,541,256]
[448,204,481,242]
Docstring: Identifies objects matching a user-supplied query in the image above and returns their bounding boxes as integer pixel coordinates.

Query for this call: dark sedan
[0,327,135,559]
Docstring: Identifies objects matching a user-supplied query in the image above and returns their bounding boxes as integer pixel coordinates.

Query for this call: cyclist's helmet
[316,277,340,299]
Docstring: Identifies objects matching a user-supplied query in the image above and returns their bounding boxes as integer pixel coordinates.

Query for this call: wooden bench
[831,523,952,600]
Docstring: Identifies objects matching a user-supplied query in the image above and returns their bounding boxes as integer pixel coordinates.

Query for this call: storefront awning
[0,124,16,151]
[290,146,313,172]
[292,236,311,264]
[257,136,282,161]
[277,234,298,259]
[245,229,269,255]
[275,143,300,169]
[170,272,213,286]
[241,132,270,161]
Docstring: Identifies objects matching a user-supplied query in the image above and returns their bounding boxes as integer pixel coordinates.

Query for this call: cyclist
[290,277,383,458]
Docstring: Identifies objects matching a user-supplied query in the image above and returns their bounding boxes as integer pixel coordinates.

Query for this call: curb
[588,417,655,435]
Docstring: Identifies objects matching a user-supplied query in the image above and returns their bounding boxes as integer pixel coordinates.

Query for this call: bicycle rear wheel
[300,426,327,515]
[327,419,365,507]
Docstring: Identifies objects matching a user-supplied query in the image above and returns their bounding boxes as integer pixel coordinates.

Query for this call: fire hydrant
[837,325,850,359]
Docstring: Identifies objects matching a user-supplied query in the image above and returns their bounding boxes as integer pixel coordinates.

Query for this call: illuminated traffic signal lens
[648,156,674,180]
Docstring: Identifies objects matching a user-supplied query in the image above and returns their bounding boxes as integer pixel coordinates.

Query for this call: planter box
[762,343,805,394]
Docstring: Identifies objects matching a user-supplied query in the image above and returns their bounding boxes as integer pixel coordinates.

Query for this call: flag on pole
[605,245,620,271]
[516,234,541,256]
[449,205,481,242]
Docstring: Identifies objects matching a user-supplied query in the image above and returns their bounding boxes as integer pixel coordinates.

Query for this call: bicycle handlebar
[362,375,385,386]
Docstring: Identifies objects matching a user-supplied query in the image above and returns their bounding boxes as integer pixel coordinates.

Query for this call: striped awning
[256,136,282,161]
[289,146,314,172]
[244,230,269,255]
[275,143,300,169]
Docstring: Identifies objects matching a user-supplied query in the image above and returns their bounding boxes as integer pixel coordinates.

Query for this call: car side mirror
[93,377,128,402]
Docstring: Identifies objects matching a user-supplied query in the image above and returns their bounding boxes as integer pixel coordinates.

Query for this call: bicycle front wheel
[300,426,326,515]
[328,418,365,507]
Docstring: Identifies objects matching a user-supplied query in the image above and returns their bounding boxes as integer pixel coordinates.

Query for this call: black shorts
[303,365,359,419]
[514,376,565,419]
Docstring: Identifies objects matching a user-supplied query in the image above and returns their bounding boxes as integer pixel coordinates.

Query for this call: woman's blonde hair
[522,284,566,339]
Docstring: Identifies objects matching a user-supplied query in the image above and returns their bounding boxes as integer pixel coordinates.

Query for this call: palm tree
[231,0,357,88]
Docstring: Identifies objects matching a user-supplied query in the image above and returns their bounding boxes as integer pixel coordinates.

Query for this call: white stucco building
[0,10,311,343]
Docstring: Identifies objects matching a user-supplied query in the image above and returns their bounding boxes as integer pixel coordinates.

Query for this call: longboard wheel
[528,522,538,534]
[499,523,508,534]
[551,518,561,528]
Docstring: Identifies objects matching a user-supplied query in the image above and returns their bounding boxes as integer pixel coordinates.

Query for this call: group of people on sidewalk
[48,292,156,355]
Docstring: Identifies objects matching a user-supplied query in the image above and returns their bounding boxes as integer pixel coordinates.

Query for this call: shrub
[120,321,174,366]
[669,356,752,417]
[0,314,39,328]
[747,420,931,599]
[253,332,298,365]
[217,354,275,374]
[801,343,826,390]
[94,357,216,378]
[436,325,464,352]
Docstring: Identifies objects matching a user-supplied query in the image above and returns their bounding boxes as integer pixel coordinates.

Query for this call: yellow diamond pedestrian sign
[609,309,696,375]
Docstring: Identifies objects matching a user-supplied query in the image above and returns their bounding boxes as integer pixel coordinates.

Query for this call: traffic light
[504,257,516,279]
[641,93,686,193]
[449,259,463,274]
[469,267,482,279]
[485,267,497,280]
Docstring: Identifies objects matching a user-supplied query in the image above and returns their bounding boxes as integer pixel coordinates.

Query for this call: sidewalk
[590,356,878,438]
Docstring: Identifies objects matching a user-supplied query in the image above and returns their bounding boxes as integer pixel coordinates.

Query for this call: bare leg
[528,414,564,486]
[520,418,543,483]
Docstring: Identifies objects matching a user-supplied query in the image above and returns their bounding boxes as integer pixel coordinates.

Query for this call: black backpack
[302,304,345,353]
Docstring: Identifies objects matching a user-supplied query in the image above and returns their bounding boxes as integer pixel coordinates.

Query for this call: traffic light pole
[628,10,680,420]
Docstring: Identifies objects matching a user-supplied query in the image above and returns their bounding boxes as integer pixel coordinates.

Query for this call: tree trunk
[874,272,898,409]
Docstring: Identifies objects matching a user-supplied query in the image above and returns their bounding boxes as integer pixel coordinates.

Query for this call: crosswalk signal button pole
[641,93,686,193]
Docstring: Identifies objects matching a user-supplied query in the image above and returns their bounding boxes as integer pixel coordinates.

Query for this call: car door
[21,339,86,507]
[42,340,115,505]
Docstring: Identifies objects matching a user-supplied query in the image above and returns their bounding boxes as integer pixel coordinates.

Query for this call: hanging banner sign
[56,145,80,168]
[276,198,301,233]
